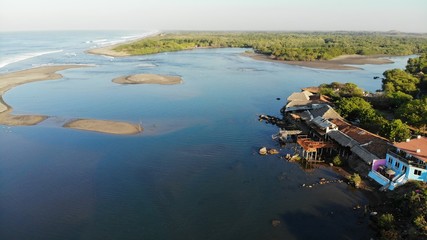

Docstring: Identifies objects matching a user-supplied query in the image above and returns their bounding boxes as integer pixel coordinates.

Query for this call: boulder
[271,219,281,227]
[267,148,279,155]
[259,147,267,155]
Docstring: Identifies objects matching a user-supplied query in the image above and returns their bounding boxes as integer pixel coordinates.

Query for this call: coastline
[0,65,143,135]
[244,52,394,70]
[112,74,183,85]
[86,32,161,57]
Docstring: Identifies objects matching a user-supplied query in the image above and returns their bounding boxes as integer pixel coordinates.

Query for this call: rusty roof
[330,118,391,158]
[394,137,427,163]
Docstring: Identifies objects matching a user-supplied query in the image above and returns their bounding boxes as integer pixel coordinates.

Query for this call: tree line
[114,31,427,61]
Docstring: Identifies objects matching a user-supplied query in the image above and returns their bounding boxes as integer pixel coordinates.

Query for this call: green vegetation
[319,82,364,99]
[382,54,427,133]
[348,173,362,188]
[319,54,427,140]
[332,155,343,166]
[115,32,427,61]
[378,213,395,229]
[373,181,427,240]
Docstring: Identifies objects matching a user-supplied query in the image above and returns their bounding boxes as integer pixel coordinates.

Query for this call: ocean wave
[0,50,63,68]
[85,39,108,44]
[91,30,161,47]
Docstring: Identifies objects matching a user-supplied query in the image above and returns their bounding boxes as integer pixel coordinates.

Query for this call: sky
[1,0,426,32]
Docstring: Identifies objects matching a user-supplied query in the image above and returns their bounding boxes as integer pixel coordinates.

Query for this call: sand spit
[64,119,142,135]
[86,44,130,57]
[245,53,394,70]
[0,65,87,126]
[113,74,183,85]
[86,32,161,57]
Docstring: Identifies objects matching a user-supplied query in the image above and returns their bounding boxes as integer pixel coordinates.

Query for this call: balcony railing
[387,150,426,169]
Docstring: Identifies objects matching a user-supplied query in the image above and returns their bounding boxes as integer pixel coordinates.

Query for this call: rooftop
[301,87,320,94]
[310,105,342,120]
[287,90,313,101]
[394,136,427,163]
[330,118,391,158]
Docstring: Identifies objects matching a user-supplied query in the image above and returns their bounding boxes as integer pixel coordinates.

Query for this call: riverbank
[245,52,394,70]
[0,65,142,135]
[113,74,183,85]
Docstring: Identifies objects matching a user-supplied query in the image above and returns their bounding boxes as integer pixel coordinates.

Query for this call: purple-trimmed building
[369,136,427,191]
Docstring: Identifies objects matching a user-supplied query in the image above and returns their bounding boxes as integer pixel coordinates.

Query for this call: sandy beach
[0,65,87,125]
[86,44,131,57]
[86,32,160,57]
[64,119,142,135]
[113,74,183,85]
[244,53,394,70]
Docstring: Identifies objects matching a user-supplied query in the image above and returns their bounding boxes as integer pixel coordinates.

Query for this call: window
[394,161,400,168]
[414,170,422,176]
[388,157,392,164]
[402,165,407,173]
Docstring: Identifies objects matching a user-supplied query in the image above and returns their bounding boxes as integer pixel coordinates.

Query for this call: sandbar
[0,65,87,125]
[0,65,143,135]
[64,119,142,135]
[113,74,183,85]
[244,53,394,70]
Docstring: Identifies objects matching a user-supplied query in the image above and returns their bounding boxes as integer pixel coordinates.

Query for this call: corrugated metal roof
[285,100,312,108]
[287,91,313,101]
[328,128,381,164]
[350,145,379,164]
[311,116,334,129]
[327,130,357,148]
[310,105,342,120]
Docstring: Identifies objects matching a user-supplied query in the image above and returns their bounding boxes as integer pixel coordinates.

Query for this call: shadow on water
[278,202,373,240]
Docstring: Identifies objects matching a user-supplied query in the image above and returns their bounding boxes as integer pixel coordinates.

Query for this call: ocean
[0,31,414,240]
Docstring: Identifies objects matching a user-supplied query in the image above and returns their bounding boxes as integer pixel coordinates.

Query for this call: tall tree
[382,69,420,96]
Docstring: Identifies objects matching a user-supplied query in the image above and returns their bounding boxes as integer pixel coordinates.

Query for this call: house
[327,119,390,165]
[283,90,329,113]
[368,136,427,190]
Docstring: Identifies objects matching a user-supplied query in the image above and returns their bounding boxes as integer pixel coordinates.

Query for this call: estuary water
[0,31,413,240]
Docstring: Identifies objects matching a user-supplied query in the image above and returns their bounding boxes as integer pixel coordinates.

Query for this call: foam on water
[0,50,63,68]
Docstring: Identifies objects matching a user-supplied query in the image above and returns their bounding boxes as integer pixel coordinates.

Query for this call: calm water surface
[0,31,414,240]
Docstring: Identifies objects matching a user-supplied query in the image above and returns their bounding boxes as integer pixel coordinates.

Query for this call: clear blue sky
[1,0,426,32]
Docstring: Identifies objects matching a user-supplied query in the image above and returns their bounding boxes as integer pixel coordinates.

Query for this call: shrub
[348,173,362,188]
[379,229,400,240]
[332,155,343,166]
[378,213,395,229]
[414,215,427,232]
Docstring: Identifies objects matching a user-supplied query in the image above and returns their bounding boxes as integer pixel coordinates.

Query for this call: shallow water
[0,31,414,240]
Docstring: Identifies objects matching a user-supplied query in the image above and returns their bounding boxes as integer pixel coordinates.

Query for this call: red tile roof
[394,137,427,163]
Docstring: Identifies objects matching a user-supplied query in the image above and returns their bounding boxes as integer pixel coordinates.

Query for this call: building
[283,90,390,173]
[369,136,427,191]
